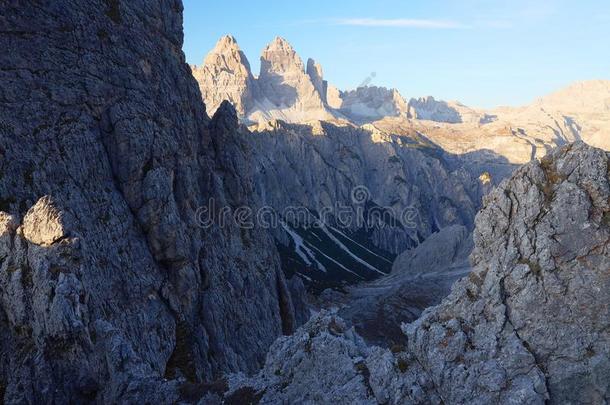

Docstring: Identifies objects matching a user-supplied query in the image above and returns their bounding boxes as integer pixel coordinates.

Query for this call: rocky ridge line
[222,141,610,404]
[0,2,305,403]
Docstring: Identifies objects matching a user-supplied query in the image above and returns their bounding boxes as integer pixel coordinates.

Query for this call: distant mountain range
[191,35,610,290]
[2,3,609,402]
[193,35,610,160]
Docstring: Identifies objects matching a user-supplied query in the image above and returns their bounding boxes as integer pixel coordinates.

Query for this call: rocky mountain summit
[258,38,326,111]
[192,36,413,124]
[224,141,610,404]
[192,36,337,123]
[191,35,257,116]
[195,35,610,162]
[338,86,409,123]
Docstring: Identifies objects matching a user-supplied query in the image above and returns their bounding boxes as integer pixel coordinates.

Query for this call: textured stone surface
[408,96,465,123]
[191,35,258,116]
[391,224,472,276]
[21,196,70,247]
[306,58,328,104]
[0,2,303,402]
[338,86,409,123]
[257,37,327,114]
[226,142,610,404]
[245,120,486,288]
[194,36,337,124]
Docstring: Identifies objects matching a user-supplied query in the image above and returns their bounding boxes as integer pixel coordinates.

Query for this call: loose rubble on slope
[329,225,473,346]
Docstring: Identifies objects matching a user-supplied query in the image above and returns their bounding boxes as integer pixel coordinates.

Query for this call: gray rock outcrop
[0,2,304,403]
[245,120,485,288]
[225,141,610,404]
[407,96,465,123]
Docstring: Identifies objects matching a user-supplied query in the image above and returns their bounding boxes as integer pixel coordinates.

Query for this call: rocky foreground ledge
[222,142,609,404]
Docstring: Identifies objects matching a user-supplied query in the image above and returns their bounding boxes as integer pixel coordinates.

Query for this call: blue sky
[182,0,610,108]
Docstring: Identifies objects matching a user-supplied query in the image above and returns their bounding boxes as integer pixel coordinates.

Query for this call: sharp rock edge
[0,2,306,403]
[223,142,610,405]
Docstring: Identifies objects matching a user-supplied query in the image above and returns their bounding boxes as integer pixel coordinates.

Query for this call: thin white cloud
[479,20,514,29]
[334,18,469,29]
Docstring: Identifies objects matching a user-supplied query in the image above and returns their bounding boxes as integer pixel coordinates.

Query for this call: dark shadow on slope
[242,120,517,296]
[257,65,299,108]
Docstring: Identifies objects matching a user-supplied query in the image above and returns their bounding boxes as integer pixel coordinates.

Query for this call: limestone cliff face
[0,2,303,403]
[408,96,464,123]
[251,37,336,123]
[306,58,328,104]
[195,36,415,125]
[191,35,258,116]
[244,120,485,290]
[259,37,316,108]
[338,86,409,123]
[224,142,610,404]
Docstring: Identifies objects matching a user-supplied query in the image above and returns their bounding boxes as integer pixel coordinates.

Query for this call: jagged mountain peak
[260,36,304,74]
[306,58,327,103]
[202,34,252,71]
[194,35,417,124]
[265,36,295,51]
[193,34,257,116]
[212,34,239,50]
[306,58,323,76]
[255,36,333,118]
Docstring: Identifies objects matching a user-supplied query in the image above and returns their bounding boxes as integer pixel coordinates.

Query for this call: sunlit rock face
[194,36,413,125]
[407,96,465,123]
[337,86,409,123]
[191,35,259,116]
[259,37,320,109]
[194,35,610,167]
